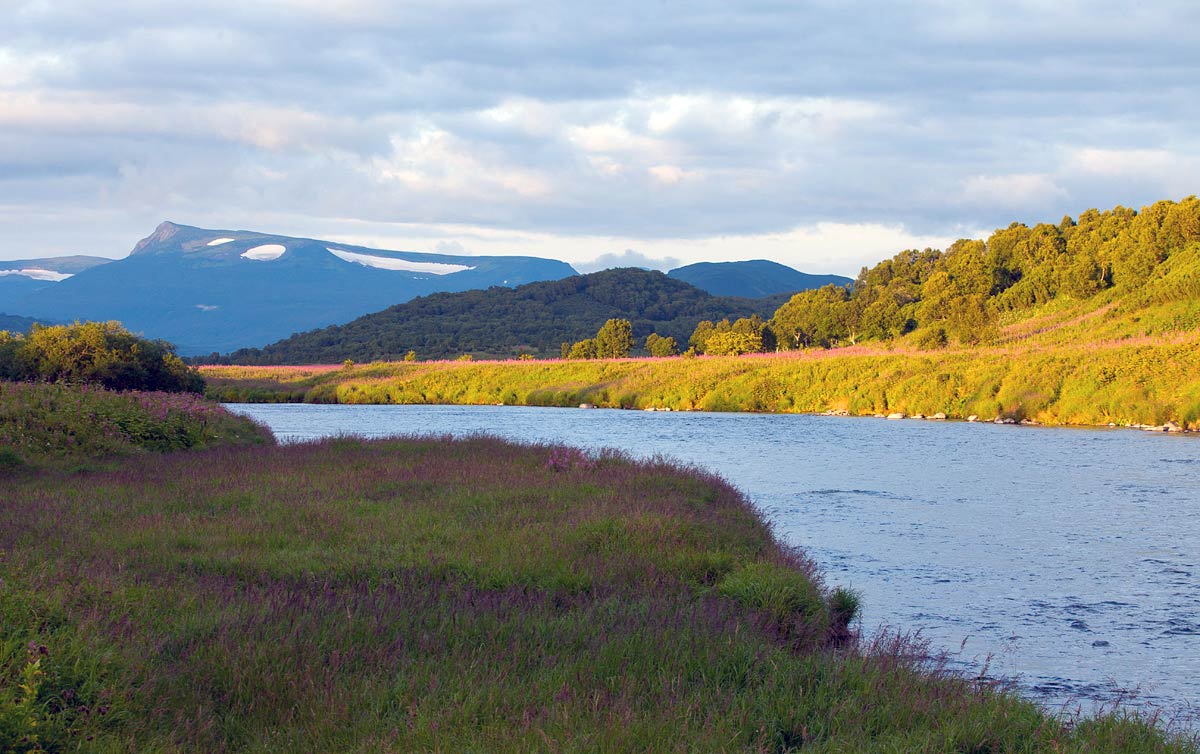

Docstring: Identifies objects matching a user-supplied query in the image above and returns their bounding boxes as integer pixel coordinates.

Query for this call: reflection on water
[228,403,1200,721]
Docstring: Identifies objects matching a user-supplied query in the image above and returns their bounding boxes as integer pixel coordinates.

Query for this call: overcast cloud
[2,0,1197,273]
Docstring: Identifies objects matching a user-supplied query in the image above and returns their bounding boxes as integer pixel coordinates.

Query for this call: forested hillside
[215,268,788,363]
[769,198,1200,349]
[667,260,851,298]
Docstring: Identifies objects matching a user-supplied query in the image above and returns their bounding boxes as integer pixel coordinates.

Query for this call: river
[227,402,1199,722]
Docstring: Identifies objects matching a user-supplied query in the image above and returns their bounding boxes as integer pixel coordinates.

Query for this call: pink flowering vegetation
[0,381,273,471]
[0,435,1192,752]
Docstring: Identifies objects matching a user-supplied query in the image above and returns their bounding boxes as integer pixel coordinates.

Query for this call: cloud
[961,173,1069,210]
[2,1,1199,265]
[574,249,682,273]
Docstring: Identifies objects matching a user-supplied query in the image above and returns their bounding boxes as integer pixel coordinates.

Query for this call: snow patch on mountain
[326,247,474,275]
[241,244,287,261]
[0,268,72,282]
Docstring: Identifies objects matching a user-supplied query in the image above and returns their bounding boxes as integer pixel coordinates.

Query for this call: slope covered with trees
[769,198,1200,350]
[668,259,851,298]
[217,268,788,363]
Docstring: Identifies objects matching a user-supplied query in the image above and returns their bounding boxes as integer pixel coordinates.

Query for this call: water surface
[228,403,1200,721]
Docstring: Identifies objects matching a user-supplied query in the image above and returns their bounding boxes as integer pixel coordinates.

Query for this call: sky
[2,0,1198,274]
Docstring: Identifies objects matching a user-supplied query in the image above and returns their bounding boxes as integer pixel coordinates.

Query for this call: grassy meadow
[201,331,1200,430]
[4,419,1198,752]
[0,381,273,472]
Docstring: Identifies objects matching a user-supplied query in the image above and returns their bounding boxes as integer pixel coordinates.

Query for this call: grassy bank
[201,335,1200,429]
[0,381,273,472]
[3,434,1195,752]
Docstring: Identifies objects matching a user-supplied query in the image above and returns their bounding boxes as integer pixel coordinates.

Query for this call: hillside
[0,255,113,313]
[0,313,46,332]
[217,268,786,363]
[8,222,576,355]
[669,259,852,298]
[768,197,1200,351]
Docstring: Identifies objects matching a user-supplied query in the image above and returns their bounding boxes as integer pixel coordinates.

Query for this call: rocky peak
[131,221,183,255]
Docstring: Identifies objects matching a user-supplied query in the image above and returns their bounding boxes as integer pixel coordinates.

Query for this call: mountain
[0,313,48,333]
[0,255,114,313]
[9,222,576,355]
[668,260,851,298]
[217,268,784,364]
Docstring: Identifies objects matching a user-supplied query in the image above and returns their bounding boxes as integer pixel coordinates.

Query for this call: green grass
[0,381,273,472]
[2,383,1193,751]
[201,333,1200,430]
[1,430,1195,752]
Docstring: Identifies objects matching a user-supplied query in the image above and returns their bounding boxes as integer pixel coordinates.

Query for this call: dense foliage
[0,321,204,392]
[667,259,852,298]
[563,318,635,359]
[215,268,787,363]
[0,381,273,471]
[769,198,1200,349]
[3,436,1191,752]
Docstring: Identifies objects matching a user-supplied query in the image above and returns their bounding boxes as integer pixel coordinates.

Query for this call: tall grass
[0,381,273,471]
[202,333,1200,429]
[1,436,1194,752]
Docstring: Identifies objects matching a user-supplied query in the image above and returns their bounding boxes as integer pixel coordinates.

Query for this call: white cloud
[962,173,1068,209]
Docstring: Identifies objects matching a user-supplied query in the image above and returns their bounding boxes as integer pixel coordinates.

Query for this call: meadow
[0,381,273,472]
[201,332,1200,430]
[4,418,1198,752]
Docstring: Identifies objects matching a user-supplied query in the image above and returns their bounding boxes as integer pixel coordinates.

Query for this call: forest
[213,268,789,364]
[766,198,1200,351]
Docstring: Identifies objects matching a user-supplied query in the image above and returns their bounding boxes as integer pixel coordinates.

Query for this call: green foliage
[594,318,634,358]
[219,268,781,363]
[770,197,1200,350]
[644,332,679,357]
[0,321,203,393]
[690,315,772,355]
[566,338,597,359]
[404,350,417,362]
[0,382,273,471]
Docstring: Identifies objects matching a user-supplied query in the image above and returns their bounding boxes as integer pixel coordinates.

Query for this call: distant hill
[0,313,48,333]
[217,268,783,363]
[668,260,851,298]
[0,255,114,314]
[8,222,576,355]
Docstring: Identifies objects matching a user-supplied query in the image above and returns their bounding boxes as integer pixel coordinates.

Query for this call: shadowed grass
[0,381,273,473]
[1,434,1194,752]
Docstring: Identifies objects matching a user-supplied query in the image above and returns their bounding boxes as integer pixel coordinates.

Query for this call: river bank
[201,336,1200,431]
[4,393,1198,750]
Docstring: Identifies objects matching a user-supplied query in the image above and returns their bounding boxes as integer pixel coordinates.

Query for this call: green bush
[0,321,203,393]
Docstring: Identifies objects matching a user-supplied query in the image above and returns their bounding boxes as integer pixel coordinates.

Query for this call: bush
[0,321,203,393]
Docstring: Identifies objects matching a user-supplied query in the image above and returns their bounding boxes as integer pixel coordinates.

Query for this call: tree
[1,321,204,393]
[567,339,597,359]
[644,333,678,357]
[594,318,634,358]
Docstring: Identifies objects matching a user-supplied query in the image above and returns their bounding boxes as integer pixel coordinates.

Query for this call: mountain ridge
[669,259,851,298]
[6,222,578,355]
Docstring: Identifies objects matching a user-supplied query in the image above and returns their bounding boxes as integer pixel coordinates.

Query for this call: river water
[227,403,1199,722]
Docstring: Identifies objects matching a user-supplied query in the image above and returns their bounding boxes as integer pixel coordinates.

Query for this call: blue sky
[2,0,1197,273]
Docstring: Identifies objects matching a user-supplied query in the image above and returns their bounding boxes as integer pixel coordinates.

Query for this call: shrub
[0,321,203,393]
